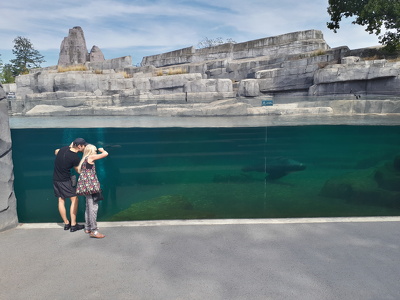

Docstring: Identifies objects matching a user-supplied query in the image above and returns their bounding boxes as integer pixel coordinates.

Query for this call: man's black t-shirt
[53,146,80,182]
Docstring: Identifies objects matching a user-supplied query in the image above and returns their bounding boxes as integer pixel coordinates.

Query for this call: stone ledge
[23,98,400,117]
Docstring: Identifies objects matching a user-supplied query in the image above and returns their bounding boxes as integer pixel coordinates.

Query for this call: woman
[76,144,108,238]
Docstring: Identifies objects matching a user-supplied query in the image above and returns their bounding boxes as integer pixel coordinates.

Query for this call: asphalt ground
[0,217,400,300]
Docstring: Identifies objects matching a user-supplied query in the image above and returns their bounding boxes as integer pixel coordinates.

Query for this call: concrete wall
[0,84,18,231]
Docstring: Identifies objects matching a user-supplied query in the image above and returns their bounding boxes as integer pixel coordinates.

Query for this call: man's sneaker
[64,223,71,230]
[70,224,85,232]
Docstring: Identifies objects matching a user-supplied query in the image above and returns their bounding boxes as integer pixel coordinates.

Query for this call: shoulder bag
[76,158,101,195]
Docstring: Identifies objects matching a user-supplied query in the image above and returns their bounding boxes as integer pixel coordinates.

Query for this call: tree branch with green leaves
[327,0,400,51]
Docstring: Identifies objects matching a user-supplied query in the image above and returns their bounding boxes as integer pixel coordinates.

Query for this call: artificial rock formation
[320,154,400,208]
[141,30,330,68]
[310,57,400,96]
[89,45,105,63]
[8,28,400,117]
[58,26,89,66]
[0,84,18,231]
[58,26,105,66]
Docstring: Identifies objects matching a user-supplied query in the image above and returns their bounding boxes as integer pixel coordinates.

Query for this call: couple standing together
[53,138,108,238]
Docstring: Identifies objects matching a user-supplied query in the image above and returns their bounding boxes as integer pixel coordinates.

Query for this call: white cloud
[0,0,383,66]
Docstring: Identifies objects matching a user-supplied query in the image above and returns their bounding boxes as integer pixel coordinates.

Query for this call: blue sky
[0,0,380,67]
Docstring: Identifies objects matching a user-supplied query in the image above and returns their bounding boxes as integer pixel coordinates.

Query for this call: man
[53,138,88,232]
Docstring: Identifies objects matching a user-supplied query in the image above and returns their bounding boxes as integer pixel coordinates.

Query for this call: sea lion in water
[242,157,306,180]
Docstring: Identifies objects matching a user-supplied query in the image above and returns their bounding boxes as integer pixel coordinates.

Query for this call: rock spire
[58,26,105,66]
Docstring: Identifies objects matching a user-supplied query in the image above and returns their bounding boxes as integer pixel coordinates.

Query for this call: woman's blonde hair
[77,144,97,173]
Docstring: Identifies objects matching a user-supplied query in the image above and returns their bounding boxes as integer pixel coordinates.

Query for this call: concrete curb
[16,216,400,229]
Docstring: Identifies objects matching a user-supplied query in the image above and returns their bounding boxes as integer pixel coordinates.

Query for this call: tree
[0,54,3,75]
[327,0,400,51]
[0,55,5,83]
[197,37,236,48]
[10,36,45,76]
[0,54,14,83]
[0,64,15,84]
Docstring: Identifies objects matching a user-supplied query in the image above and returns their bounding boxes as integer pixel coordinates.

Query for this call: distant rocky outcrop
[8,28,400,117]
[89,45,105,62]
[58,26,88,65]
[0,84,18,231]
[58,26,105,66]
[141,30,330,68]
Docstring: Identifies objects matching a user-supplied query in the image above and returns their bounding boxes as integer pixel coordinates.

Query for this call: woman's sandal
[90,231,105,238]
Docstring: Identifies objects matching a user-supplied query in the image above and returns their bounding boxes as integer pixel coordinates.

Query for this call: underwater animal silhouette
[242,157,306,179]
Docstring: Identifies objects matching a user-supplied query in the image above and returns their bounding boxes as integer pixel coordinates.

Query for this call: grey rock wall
[58,26,109,67]
[89,45,105,62]
[141,30,329,68]
[310,58,400,96]
[237,48,344,97]
[141,47,195,68]
[0,84,18,231]
[145,35,346,84]
[8,28,400,116]
[58,26,89,66]
[15,70,234,113]
[87,56,132,71]
[1,83,17,94]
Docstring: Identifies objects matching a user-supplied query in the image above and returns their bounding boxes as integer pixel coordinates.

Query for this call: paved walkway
[1,217,400,300]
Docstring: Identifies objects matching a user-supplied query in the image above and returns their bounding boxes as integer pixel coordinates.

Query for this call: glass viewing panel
[11,125,400,223]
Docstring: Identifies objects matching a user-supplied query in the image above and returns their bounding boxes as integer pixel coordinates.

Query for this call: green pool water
[11,125,400,222]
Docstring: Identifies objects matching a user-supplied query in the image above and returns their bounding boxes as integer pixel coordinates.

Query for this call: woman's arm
[88,148,108,164]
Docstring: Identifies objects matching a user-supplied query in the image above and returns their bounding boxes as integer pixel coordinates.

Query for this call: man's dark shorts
[53,180,77,199]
